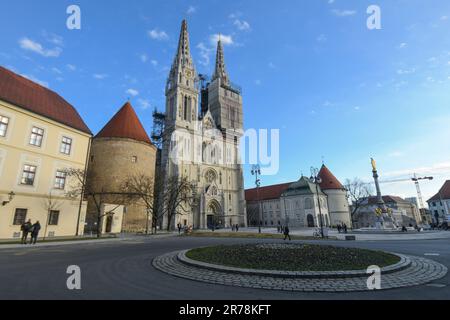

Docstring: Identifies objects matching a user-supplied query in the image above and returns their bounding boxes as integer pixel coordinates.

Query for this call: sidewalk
[0,232,178,250]
[198,227,450,241]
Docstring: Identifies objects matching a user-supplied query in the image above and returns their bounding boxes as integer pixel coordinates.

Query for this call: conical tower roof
[318,165,345,190]
[96,102,152,145]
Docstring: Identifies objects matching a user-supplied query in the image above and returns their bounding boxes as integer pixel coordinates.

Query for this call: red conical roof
[318,165,345,190]
[96,102,152,145]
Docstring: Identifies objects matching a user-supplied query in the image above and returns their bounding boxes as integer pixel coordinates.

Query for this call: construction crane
[378,174,434,209]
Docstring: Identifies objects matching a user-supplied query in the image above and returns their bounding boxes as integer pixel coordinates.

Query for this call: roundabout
[152,243,448,292]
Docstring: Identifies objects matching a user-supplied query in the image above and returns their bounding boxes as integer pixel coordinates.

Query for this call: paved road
[0,236,449,300]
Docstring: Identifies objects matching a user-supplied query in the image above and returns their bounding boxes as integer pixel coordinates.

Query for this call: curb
[177,250,411,279]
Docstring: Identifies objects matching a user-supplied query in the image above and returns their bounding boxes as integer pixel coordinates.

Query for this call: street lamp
[2,191,15,206]
[310,167,324,239]
[251,165,262,233]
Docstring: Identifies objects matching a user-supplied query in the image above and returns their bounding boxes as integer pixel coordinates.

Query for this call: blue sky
[1,0,450,202]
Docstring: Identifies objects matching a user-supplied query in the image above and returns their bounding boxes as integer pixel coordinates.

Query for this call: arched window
[305,198,313,210]
[184,96,188,121]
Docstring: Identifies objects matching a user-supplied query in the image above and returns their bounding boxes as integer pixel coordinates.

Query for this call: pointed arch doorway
[206,200,223,229]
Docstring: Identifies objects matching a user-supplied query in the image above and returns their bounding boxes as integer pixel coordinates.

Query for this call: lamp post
[251,165,262,233]
[2,191,15,206]
[310,167,324,239]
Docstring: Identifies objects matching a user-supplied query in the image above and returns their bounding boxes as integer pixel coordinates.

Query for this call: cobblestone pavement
[153,250,448,292]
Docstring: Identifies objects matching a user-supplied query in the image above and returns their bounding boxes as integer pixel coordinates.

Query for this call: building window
[29,126,44,147]
[0,115,9,137]
[131,156,138,163]
[13,208,27,225]
[21,165,37,186]
[54,171,67,190]
[48,210,60,226]
[60,137,72,155]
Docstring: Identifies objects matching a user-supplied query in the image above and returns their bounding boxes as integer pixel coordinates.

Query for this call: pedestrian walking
[283,226,291,241]
[235,224,239,232]
[20,219,32,244]
[343,224,348,234]
[30,221,41,245]
[337,224,341,234]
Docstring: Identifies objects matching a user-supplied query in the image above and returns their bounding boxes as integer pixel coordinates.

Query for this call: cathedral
[160,20,247,230]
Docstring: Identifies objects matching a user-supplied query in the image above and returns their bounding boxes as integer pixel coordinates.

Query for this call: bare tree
[64,168,128,238]
[122,172,165,234]
[41,191,63,240]
[344,178,373,227]
[160,175,193,231]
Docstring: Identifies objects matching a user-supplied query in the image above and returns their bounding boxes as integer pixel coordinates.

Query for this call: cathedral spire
[173,19,193,69]
[212,38,229,85]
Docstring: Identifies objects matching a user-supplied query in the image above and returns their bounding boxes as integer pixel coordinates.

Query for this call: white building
[245,165,351,228]
[427,180,450,224]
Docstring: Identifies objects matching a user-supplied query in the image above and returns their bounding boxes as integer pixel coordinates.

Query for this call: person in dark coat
[283,226,291,241]
[20,220,32,245]
[30,221,41,245]
[235,224,239,232]
[343,224,348,234]
[177,223,182,235]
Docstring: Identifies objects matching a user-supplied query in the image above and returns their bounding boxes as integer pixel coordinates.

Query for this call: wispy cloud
[317,34,327,42]
[42,31,64,46]
[233,19,251,31]
[138,98,151,110]
[187,6,196,15]
[66,64,76,71]
[126,89,139,97]
[197,42,212,66]
[51,67,62,74]
[140,54,148,63]
[384,162,450,178]
[19,38,62,57]
[148,29,169,41]
[331,9,357,17]
[210,34,234,46]
[93,73,108,80]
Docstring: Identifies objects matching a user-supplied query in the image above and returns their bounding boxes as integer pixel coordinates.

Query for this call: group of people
[177,223,193,235]
[231,224,240,232]
[337,223,348,234]
[20,220,41,245]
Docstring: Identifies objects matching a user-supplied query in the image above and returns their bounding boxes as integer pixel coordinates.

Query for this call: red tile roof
[245,182,293,202]
[428,180,450,202]
[0,66,91,134]
[96,102,152,145]
[318,164,345,190]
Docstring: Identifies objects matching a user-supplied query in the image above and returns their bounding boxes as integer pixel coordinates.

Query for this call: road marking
[424,253,440,256]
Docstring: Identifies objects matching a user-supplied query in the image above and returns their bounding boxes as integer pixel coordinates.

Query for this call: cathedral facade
[160,20,247,230]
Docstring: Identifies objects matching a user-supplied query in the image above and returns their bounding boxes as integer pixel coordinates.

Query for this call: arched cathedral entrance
[206,200,223,229]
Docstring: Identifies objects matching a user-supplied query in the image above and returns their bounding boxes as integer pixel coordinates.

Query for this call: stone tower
[318,164,352,227]
[160,20,247,230]
[85,102,157,233]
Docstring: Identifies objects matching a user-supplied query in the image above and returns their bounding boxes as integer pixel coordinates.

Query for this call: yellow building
[0,66,92,240]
